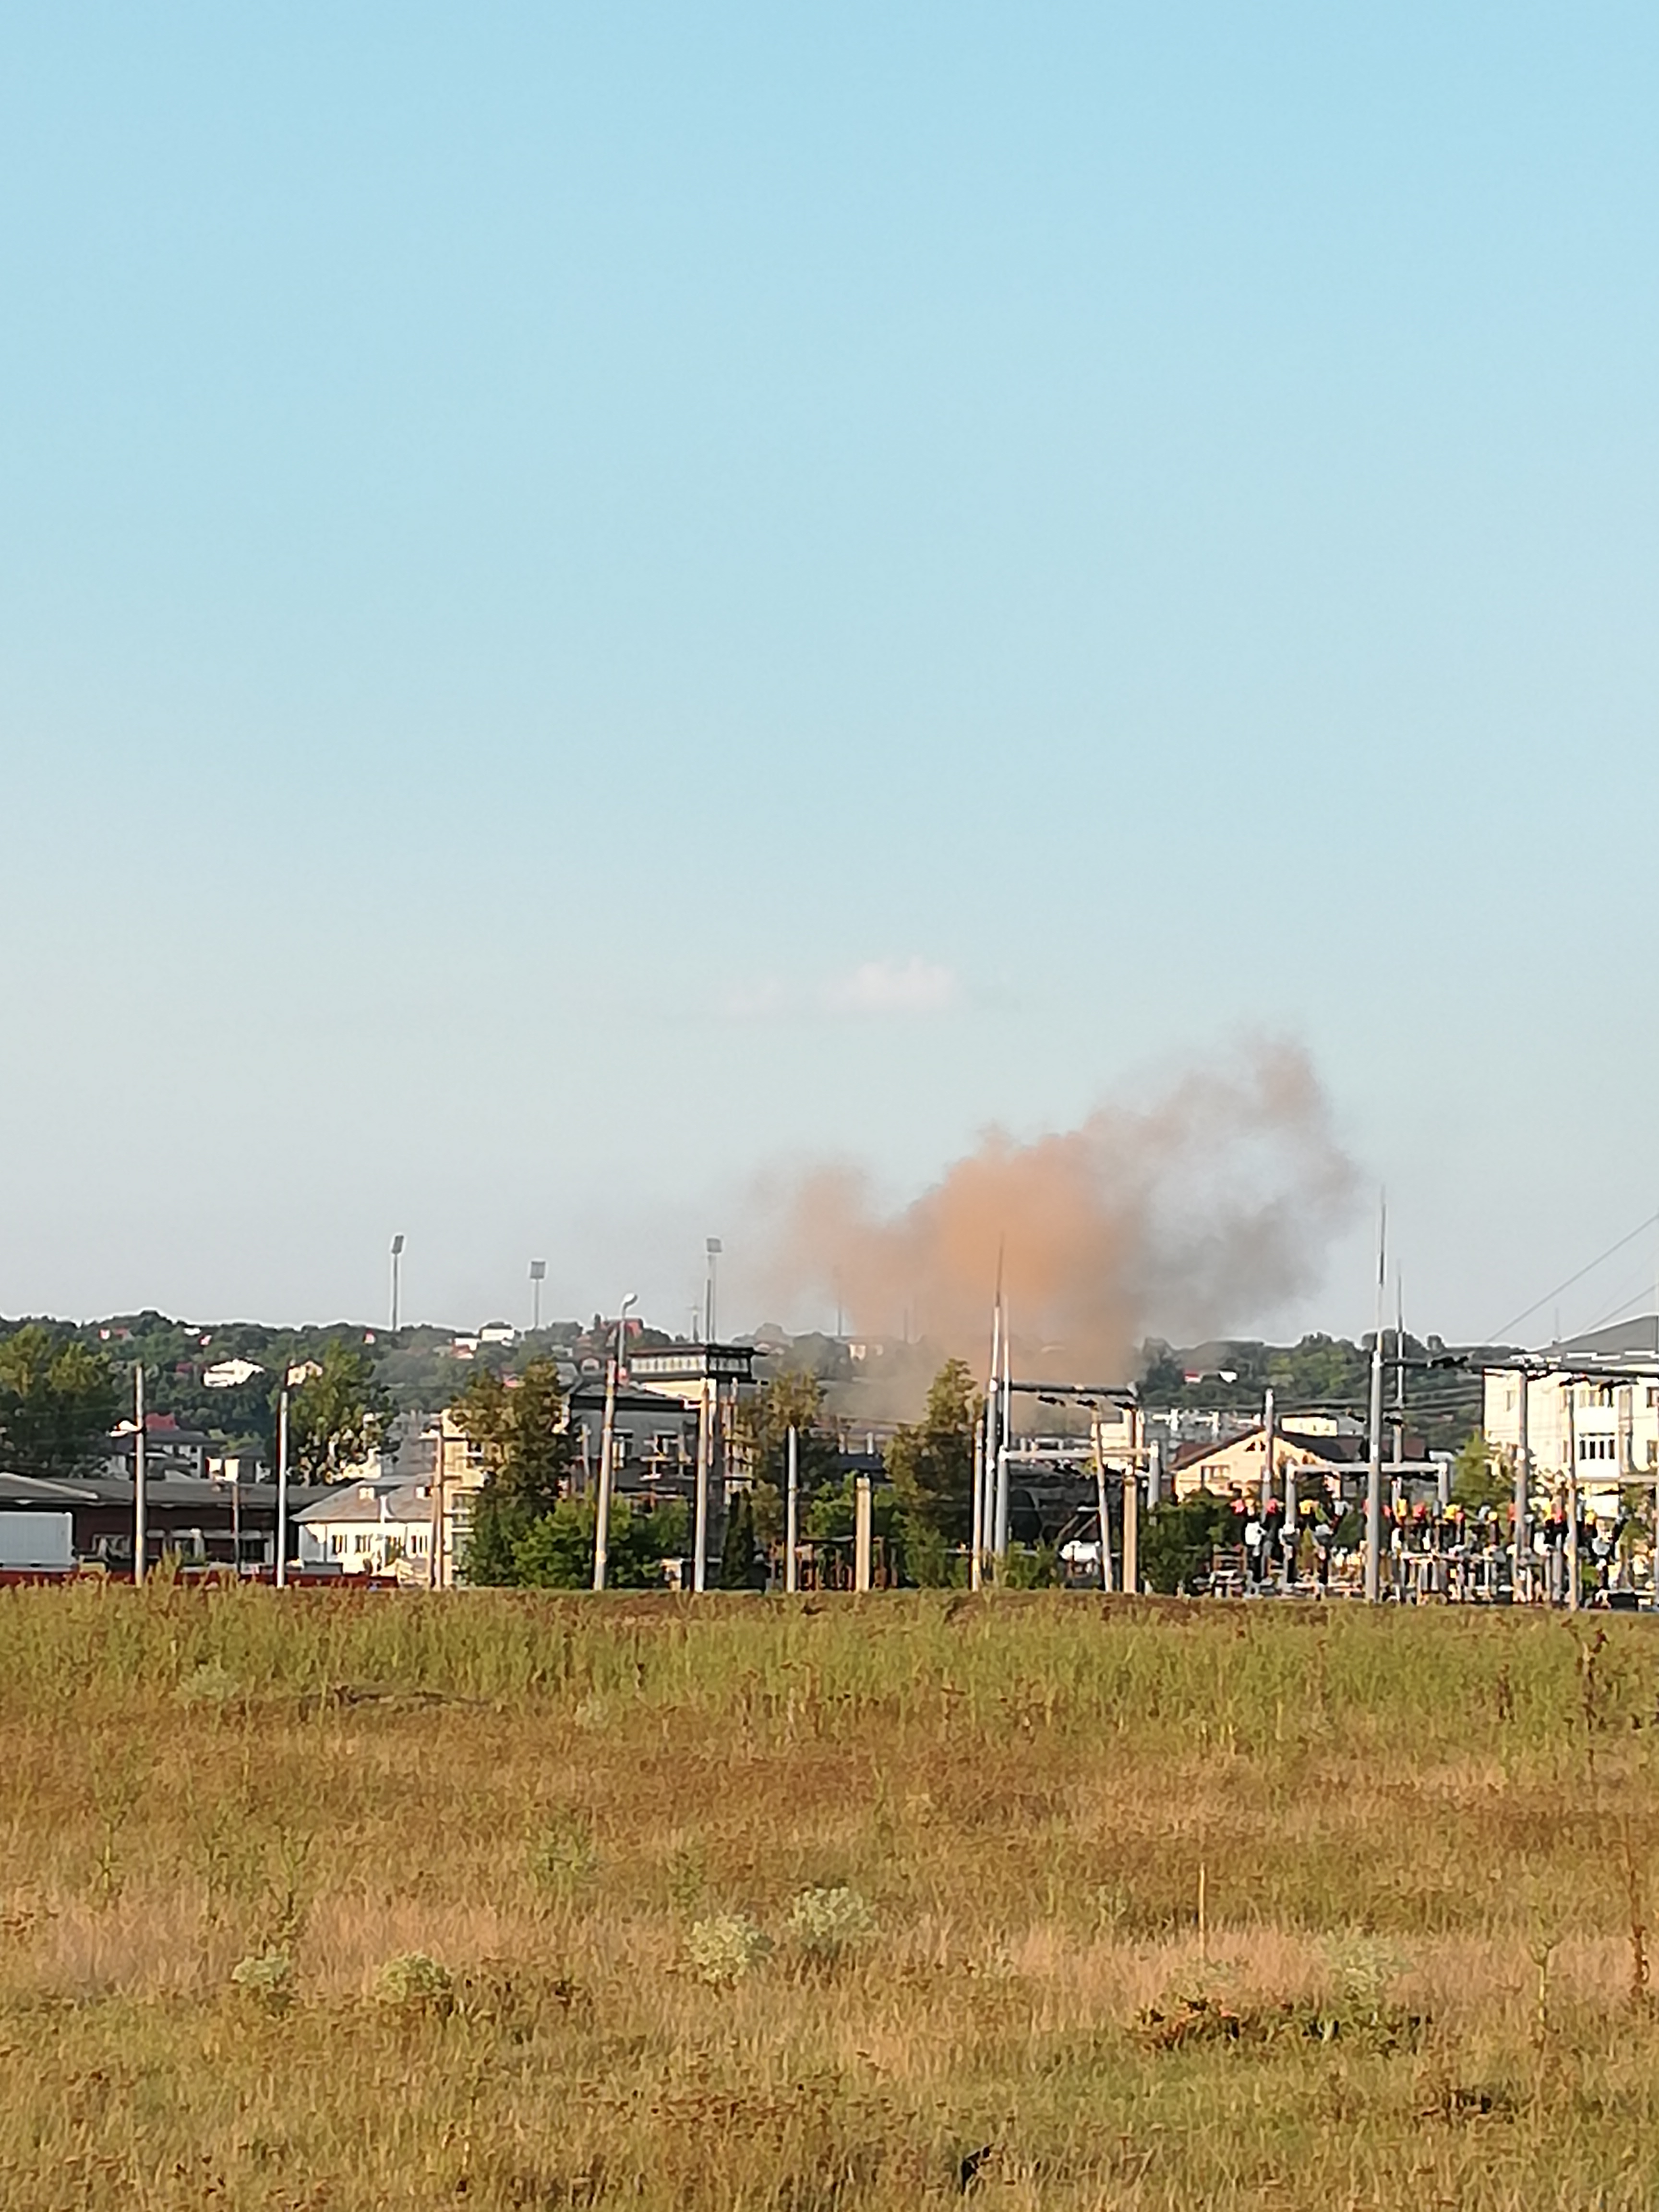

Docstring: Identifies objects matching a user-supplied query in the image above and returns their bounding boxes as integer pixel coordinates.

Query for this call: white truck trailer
[0,1512,74,1572]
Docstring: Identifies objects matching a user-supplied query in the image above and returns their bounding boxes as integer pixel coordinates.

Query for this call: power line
[1487,1211,1659,1346]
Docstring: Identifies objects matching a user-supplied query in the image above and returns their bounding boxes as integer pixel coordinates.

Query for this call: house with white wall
[293,1479,436,1579]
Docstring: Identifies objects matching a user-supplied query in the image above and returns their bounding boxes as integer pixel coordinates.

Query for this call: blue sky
[3,3,1658,1345]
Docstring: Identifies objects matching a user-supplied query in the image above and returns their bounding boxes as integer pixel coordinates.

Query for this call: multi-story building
[1483,1316,1659,1502]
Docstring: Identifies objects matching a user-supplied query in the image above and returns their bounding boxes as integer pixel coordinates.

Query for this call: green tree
[729,1370,841,1545]
[719,1490,760,1588]
[286,1339,392,1483]
[0,1327,120,1479]
[800,1474,902,1581]
[455,1358,577,1585]
[1449,1429,1508,1513]
[1266,1333,1368,1403]
[887,1359,978,1568]
[510,1497,686,1589]
[1140,1489,1232,1594]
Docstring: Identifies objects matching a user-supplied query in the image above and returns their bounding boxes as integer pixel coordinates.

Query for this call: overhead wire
[1486,1210,1659,1346]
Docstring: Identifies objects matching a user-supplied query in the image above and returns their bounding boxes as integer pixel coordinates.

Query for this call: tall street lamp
[132,1363,147,1586]
[276,1371,296,1587]
[389,1234,406,1333]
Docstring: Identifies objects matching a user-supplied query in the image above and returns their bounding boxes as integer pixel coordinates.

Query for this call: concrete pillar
[854,1473,873,1592]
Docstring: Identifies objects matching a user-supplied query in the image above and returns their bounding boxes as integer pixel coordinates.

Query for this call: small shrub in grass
[372,1951,454,2018]
[665,1839,708,1917]
[229,1950,295,2015]
[528,1815,598,1895]
[177,1660,240,1707]
[786,1885,877,1966]
[684,1912,770,1987]
[1327,1934,1411,2021]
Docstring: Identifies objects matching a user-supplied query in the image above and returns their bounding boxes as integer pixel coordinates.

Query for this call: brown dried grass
[1,1584,1658,2207]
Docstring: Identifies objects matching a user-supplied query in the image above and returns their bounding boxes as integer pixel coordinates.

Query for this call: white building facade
[1482,1317,1659,1501]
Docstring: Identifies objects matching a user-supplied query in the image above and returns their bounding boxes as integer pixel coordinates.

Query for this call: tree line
[449,1355,987,1589]
[0,1324,392,1487]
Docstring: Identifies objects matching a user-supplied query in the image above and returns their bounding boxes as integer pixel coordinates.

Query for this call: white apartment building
[1482,1316,1659,1501]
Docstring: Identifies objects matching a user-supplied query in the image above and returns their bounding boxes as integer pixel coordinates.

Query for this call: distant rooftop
[1551,1315,1659,1362]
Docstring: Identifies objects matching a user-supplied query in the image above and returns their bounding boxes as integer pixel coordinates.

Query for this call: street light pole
[593,1293,637,1592]
[132,1364,147,1587]
[785,1424,799,1595]
[389,1234,405,1333]
[1364,1197,1387,1604]
[276,1382,290,1589]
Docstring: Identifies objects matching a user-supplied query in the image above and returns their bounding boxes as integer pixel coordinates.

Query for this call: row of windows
[1503,1386,1659,1411]
[326,1527,430,1556]
[576,1429,690,1466]
[1571,1435,1659,1466]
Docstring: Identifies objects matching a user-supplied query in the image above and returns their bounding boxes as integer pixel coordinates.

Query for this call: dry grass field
[4,1582,1659,2210]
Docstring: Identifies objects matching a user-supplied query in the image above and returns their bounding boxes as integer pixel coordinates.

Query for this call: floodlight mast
[529,1258,546,1333]
[389,1234,406,1333]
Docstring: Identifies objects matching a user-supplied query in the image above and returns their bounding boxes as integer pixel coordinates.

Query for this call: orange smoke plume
[761,1040,1355,1379]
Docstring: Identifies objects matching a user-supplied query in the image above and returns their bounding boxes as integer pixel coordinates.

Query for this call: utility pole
[993,1314,1012,1560]
[1283,1447,1298,1590]
[980,1288,1001,1588]
[1092,1415,1113,1593]
[1364,1198,1386,1603]
[854,1473,873,1592]
[785,1424,799,1594]
[276,1381,289,1589]
[1392,1275,1406,1499]
[1265,1371,1292,1584]
[970,1427,985,1592]
[529,1258,546,1334]
[692,1378,711,1594]
[593,1294,636,1592]
[1565,1382,1580,1613]
[1514,1367,1531,1604]
[389,1234,405,1333]
[1122,1402,1140,1597]
[132,1363,147,1587]
[429,1414,444,1589]
[1262,1387,1276,1514]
